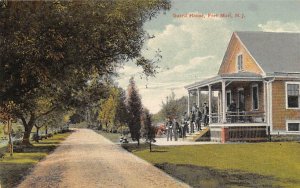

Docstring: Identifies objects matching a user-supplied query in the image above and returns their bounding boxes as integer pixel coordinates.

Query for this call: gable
[235,31,300,73]
[218,33,264,75]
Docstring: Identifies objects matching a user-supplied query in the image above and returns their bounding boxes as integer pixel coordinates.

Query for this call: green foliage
[154,91,218,123]
[153,92,188,123]
[126,77,143,144]
[0,0,170,144]
[96,131,121,143]
[99,88,119,131]
[98,87,128,132]
[0,132,71,188]
[141,108,155,139]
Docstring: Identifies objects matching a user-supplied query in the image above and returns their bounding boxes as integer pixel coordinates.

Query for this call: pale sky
[116,0,300,114]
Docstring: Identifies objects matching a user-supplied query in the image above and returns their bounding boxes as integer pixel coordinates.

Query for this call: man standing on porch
[229,100,237,123]
[203,102,209,126]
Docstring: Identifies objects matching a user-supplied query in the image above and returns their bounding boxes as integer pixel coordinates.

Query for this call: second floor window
[237,54,243,72]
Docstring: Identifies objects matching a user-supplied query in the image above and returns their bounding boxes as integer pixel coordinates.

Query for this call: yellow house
[185,31,300,142]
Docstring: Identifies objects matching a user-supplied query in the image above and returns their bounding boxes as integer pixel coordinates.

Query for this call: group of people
[165,102,209,141]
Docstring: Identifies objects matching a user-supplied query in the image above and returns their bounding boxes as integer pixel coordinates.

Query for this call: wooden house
[185,31,300,142]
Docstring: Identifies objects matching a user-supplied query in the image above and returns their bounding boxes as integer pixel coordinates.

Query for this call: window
[252,84,259,110]
[286,120,300,132]
[237,54,243,72]
[286,82,300,108]
[226,90,231,109]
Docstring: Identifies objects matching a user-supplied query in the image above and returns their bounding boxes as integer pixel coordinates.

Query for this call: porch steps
[186,127,210,141]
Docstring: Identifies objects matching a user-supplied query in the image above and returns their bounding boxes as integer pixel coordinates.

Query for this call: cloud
[144,16,231,68]
[258,21,300,32]
[164,56,214,74]
[117,13,232,113]
[140,87,187,114]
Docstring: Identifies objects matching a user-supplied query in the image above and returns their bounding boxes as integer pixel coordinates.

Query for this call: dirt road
[18,129,189,188]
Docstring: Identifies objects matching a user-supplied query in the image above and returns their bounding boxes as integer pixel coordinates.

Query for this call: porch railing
[210,111,265,124]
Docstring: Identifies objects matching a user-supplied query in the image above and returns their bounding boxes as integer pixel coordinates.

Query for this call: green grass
[96,130,121,143]
[0,132,72,188]
[133,142,300,188]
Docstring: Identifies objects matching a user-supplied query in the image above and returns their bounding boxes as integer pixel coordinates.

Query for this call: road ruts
[18,129,189,188]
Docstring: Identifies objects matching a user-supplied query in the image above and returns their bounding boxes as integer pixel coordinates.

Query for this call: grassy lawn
[132,142,300,188]
[96,130,121,143]
[0,132,72,188]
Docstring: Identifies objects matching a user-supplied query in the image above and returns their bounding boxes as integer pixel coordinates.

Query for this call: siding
[218,33,264,75]
[272,80,300,131]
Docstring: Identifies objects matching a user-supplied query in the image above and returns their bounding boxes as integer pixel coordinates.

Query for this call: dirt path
[18,129,189,188]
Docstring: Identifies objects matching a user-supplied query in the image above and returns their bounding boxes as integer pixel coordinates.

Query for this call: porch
[185,72,272,142]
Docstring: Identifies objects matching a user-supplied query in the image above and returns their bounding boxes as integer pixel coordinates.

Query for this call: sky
[116,0,300,114]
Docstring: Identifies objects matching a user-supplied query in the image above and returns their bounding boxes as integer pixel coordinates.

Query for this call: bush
[0,151,5,158]
[13,140,22,145]
[117,126,130,134]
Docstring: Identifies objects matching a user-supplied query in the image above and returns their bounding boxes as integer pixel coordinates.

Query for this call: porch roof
[185,72,263,90]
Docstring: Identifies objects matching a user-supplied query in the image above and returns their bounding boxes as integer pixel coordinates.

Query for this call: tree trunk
[137,138,140,146]
[21,113,36,145]
[149,141,152,152]
[45,125,48,135]
[36,126,40,136]
[22,127,33,145]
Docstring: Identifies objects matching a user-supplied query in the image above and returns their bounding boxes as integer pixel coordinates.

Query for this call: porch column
[268,81,273,132]
[197,88,200,107]
[218,91,221,123]
[263,81,267,123]
[187,90,190,116]
[222,80,227,123]
[208,84,212,123]
[265,79,274,135]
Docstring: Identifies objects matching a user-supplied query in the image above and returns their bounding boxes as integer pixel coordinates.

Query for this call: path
[18,129,189,188]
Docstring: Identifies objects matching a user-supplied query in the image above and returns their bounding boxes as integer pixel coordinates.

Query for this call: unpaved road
[18,129,189,188]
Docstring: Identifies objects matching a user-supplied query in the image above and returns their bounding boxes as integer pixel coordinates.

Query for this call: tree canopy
[0,0,170,144]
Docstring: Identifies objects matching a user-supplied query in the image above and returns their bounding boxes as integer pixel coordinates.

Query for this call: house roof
[236,31,300,74]
[220,71,262,78]
[185,31,300,90]
[185,72,262,90]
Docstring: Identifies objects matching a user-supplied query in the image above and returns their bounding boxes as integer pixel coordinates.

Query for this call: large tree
[0,0,170,144]
[126,77,143,146]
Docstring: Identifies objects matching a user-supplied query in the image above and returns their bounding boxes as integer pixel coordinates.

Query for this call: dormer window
[237,54,243,72]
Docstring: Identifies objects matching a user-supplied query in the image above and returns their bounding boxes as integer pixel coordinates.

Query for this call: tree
[98,86,128,132]
[154,92,219,124]
[99,88,118,132]
[0,0,170,144]
[126,77,143,146]
[35,108,68,137]
[115,88,129,130]
[161,92,182,120]
[141,108,155,152]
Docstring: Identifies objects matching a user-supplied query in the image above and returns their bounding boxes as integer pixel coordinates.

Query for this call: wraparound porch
[185,72,273,142]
